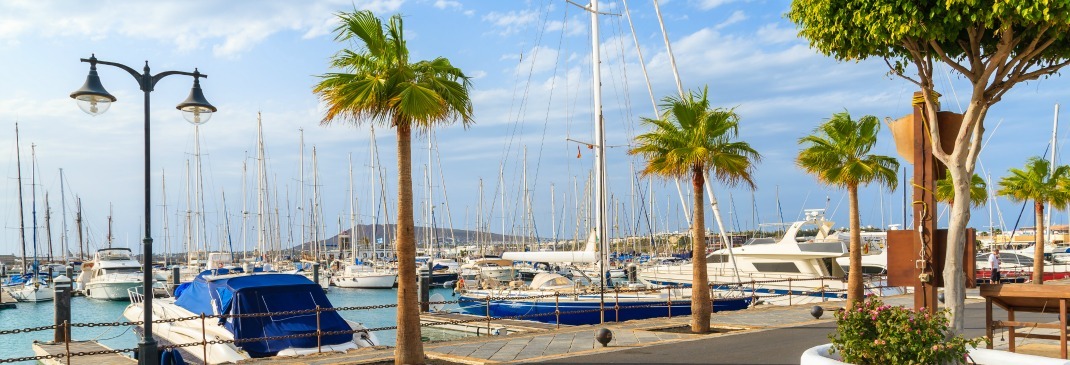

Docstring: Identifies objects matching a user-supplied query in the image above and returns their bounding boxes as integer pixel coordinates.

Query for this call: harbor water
[0,286,459,363]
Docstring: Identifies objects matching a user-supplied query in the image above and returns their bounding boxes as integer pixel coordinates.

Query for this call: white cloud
[0,0,406,58]
[434,0,462,9]
[482,9,541,35]
[696,0,736,10]
[715,10,746,30]
[756,23,798,44]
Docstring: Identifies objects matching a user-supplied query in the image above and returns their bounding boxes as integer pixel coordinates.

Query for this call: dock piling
[53,275,72,343]
[420,268,430,312]
[313,263,320,287]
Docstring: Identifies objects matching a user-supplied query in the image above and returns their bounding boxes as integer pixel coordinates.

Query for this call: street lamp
[70,54,216,365]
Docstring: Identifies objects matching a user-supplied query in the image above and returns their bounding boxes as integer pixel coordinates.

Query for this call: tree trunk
[394,123,424,364]
[943,163,971,333]
[846,184,863,310]
[1035,201,1046,284]
[690,166,711,333]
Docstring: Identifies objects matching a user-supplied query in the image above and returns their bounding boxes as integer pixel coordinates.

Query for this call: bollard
[313,263,321,287]
[171,267,180,293]
[47,266,54,284]
[419,269,431,312]
[53,275,72,343]
[2,263,7,279]
[65,266,73,282]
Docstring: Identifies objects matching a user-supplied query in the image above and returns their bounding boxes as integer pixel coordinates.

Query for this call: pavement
[243,290,1070,365]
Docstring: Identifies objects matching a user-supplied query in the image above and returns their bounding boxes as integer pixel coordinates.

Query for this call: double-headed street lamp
[71,54,216,365]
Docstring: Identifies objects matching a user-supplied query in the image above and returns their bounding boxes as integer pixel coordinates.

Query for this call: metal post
[614,287,620,322]
[171,266,180,293]
[140,80,158,365]
[54,275,72,342]
[316,306,322,353]
[555,292,561,329]
[788,278,793,306]
[420,267,431,312]
[666,286,672,318]
[65,266,73,282]
[485,296,492,334]
[821,277,826,302]
[64,322,71,365]
[313,262,320,288]
[200,314,207,363]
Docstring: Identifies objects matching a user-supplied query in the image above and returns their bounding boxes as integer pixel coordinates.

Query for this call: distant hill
[290,224,539,252]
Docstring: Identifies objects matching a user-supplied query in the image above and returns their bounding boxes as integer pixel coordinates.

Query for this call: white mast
[428,131,434,259]
[299,128,306,258]
[258,115,268,257]
[161,172,170,265]
[60,168,68,262]
[241,152,247,262]
[1047,104,1059,243]
[586,0,609,323]
[193,117,207,254]
[184,160,192,265]
[349,153,357,261]
[370,126,378,259]
[478,178,483,256]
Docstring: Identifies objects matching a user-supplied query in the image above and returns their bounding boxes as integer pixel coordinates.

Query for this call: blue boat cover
[173,273,352,357]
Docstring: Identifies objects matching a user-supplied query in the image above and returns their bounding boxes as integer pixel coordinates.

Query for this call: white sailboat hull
[333,273,397,288]
[8,285,53,302]
[85,279,142,300]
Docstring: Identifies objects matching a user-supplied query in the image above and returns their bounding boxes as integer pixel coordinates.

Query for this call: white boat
[639,209,904,305]
[460,258,515,283]
[332,264,397,288]
[7,275,53,302]
[124,272,378,364]
[77,248,144,300]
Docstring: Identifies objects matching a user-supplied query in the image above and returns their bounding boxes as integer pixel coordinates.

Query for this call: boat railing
[127,286,145,304]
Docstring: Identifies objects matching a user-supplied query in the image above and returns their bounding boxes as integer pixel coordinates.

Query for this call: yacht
[639,209,904,305]
[123,271,378,364]
[77,248,144,300]
[333,263,397,289]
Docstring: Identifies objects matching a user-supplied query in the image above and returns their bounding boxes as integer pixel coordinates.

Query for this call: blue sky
[1,0,1068,257]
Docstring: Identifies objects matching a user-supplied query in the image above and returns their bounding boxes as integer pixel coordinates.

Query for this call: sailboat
[456,1,751,325]
[7,131,53,302]
[333,153,398,289]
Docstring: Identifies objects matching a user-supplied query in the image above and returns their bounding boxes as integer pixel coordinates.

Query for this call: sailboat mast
[60,168,68,263]
[258,116,268,258]
[76,197,84,260]
[194,120,207,255]
[14,124,27,273]
[478,178,483,256]
[371,126,378,259]
[299,128,306,259]
[241,152,247,262]
[585,0,609,323]
[31,144,39,275]
[107,203,113,249]
[349,153,357,261]
[428,131,434,260]
[1047,104,1059,242]
[161,172,170,266]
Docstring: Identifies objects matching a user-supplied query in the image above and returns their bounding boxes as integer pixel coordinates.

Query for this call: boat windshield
[743,238,776,246]
[97,250,133,261]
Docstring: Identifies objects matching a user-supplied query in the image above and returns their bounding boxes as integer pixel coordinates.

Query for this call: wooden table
[980,284,1070,359]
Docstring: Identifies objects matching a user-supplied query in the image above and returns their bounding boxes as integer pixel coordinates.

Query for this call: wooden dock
[31,340,135,365]
[422,312,565,336]
[0,289,16,309]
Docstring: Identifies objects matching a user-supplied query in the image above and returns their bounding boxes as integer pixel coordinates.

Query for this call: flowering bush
[829,297,986,364]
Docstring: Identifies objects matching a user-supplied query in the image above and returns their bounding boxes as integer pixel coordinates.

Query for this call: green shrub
[829,297,986,364]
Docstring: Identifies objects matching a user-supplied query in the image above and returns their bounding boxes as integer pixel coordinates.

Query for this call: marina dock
[31,340,134,365]
[0,289,16,309]
[422,312,565,336]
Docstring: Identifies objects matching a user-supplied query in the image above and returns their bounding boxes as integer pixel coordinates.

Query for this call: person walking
[988,248,1001,283]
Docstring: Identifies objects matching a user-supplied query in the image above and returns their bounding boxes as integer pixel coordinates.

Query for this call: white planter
[801,344,1070,365]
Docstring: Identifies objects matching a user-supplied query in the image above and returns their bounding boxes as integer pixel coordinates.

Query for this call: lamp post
[71,54,216,365]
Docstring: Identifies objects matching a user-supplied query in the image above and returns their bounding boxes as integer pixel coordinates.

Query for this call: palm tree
[796,111,898,310]
[996,157,1070,284]
[629,87,760,333]
[936,171,988,207]
[314,10,473,364]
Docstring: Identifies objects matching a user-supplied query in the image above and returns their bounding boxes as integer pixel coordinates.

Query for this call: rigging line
[490,0,554,236]
[529,2,570,195]
[622,0,659,115]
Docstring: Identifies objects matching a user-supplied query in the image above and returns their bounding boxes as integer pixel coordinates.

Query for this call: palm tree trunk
[846,184,863,310]
[1035,201,1046,284]
[691,166,711,333]
[395,122,424,364]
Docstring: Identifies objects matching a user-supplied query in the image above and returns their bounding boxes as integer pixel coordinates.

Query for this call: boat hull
[85,281,142,300]
[457,294,751,325]
[333,273,397,289]
[8,285,53,302]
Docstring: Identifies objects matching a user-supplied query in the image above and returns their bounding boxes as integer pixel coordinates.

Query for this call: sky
[1,0,1069,258]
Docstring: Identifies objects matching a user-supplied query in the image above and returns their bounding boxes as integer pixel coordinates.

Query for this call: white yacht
[77,248,144,300]
[639,209,904,305]
[124,272,378,364]
[332,264,397,289]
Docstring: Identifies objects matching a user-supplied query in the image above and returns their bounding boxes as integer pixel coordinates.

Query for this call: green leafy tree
[797,111,899,310]
[630,87,760,333]
[788,0,1070,332]
[996,157,1070,284]
[314,10,473,364]
[936,172,988,207]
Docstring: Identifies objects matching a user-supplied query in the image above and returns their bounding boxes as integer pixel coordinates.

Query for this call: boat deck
[31,340,135,365]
